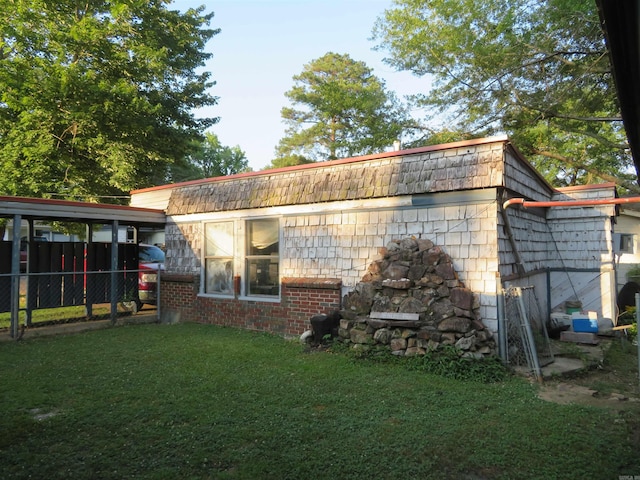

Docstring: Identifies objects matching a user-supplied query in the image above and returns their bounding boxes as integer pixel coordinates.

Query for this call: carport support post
[636,293,640,385]
[10,214,21,339]
[85,224,93,318]
[25,218,33,326]
[110,221,119,324]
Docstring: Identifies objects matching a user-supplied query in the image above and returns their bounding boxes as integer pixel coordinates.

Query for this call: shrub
[326,340,511,383]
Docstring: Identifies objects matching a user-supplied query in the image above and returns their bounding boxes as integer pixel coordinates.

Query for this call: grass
[0,304,113,329]
[568,339,640,398]
[0,323,638,479]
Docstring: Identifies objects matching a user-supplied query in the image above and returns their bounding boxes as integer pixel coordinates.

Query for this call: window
[619,233,635,254]
[204,222,234,295]
[246,219,279,296]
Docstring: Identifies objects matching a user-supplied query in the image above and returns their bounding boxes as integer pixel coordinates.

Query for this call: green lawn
[0,323,638,479]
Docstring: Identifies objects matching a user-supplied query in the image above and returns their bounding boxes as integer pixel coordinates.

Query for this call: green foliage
[626,264,640,280]
[0,324,638,478]
[404,346,511,382]
[373,0,636,189]
[618,307,638,341]
[169,132,250,182]
[265,153,315,170]
[332,339,510,383]
[0,0,219,201]
[276,52,413,162]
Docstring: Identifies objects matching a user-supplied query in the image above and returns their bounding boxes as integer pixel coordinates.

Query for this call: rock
[438,317,471,333]
[338,236,492,359]
[609,392,628,401]
[338,328,350,339]
[453,307,474,319]
[417,328,439,341]
[343,288,375,315]
[398,296,428,314]
[368,259,386,275]
[405,347,425,356]
[400,237,418,251]
[350,328,372,344]
[371,295,395,313]
[374,328,393,344]
[462,352,484,359]
[367,318,388,329]
[450,287,474,311]
[435,262,456,280]
[352,343,371,354]
[428,298,454,320]
[422,247,443,266]
[340,319,354,330]
[416,238,434,251]
[407,264,427,282]
[400,328,416,338]
[455,335,475,351]
[390,338,407,351]
[441,333,457,345]
[382,278,414,289]
[382,264,410,280]
[386,240,401,252]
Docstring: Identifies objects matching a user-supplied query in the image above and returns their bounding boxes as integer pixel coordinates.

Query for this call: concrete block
[560,331,600,345]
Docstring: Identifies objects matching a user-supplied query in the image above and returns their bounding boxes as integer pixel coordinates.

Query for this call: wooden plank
[370,311,420,321]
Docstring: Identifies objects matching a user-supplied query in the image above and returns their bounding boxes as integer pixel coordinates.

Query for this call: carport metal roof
[0,195,166,227]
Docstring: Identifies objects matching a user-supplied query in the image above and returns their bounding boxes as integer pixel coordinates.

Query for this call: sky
[171,0,430,171]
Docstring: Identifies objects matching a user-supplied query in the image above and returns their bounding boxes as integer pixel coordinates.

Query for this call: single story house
[130,136,618,340]
[613,202,640,288]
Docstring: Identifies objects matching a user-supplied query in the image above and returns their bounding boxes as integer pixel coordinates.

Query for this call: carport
[0,196,166,339]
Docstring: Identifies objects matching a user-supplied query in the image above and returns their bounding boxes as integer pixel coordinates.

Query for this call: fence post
[496,273,507,363]
[156,267,161,322]
[10,214,21,339]
[110,221,118,324]
[636,293,640,386]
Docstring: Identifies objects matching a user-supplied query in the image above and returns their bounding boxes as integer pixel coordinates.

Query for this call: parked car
[137,244,165,308]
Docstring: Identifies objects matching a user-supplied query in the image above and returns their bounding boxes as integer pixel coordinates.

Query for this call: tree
[0,0,219,202]
[373,0,638,190]
[275,52,412,162]
[170,132,249,182]
[264,154,314,170]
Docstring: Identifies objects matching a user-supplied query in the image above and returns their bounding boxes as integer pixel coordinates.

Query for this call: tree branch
[532,149,640,193]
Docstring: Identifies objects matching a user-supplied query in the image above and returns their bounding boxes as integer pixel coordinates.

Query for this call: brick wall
[160,274,341,337]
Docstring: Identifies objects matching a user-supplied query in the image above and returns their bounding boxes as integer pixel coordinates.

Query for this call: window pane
[247,219,279,255]
[206,259,234,294]
[206,222,234,257]
[247,258,279,296]
[621,234,635,253]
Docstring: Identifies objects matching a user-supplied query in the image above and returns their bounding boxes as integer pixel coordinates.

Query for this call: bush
[326,340,511,383]
[618,307,638,341]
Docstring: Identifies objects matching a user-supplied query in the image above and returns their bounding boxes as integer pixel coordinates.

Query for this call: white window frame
[245,218,281,298]
[201,217,281,301]
[620,233,635,254]
[203,221,235,297]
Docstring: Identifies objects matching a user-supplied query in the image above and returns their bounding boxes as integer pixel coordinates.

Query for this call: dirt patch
[538,381,640,410]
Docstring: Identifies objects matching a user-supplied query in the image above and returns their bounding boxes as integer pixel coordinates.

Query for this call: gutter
[503,197,640,210]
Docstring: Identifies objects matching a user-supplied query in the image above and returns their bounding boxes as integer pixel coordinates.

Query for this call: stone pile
[339,237,496,357]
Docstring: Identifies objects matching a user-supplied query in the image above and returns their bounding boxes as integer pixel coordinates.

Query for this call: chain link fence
[503,285,554,380]
[0,269,160,339]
